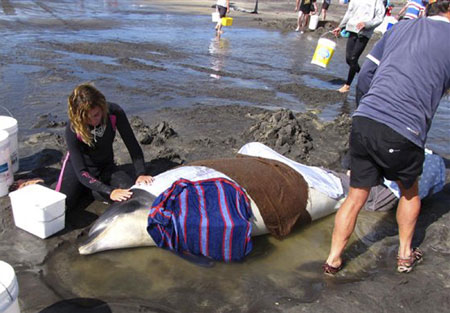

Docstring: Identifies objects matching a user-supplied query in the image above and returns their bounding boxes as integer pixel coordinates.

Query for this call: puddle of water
[45,208,394,310]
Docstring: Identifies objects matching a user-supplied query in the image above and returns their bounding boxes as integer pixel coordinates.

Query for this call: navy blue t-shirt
[354,16,450,148]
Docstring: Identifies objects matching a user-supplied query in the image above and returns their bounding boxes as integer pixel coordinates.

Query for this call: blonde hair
[68,83,108,147]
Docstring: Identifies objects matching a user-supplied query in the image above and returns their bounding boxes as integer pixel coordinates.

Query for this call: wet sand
[1,1,450,312]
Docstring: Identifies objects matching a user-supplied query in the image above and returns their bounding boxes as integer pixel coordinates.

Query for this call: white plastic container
[0,261,20,313]
[0,130,13,197]
[212,11,220,22]
[0,116,19,173]
[9,184,66,239]
[308,15,319,30]
[311,37,336,68]
[375,16,398,34]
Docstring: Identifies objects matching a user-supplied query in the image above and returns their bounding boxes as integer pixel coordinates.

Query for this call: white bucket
[212,12,220,22]
[308,15,319,31]
[0,261,21,313]
[0,130,13,198]
[0,116,18,173]
[311,37,336,68]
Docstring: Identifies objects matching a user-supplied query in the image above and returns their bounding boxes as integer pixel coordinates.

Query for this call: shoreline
[1,1,449,313]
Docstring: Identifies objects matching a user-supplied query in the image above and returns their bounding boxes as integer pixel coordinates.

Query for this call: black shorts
[349,116,424,189]
[217,5,227,18]
[321,1,330,10]
[300,3,313,14]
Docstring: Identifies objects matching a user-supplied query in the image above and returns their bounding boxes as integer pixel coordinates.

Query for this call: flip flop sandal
[322,262,343,276]
[9,178,44,192]
[397,247,423,273]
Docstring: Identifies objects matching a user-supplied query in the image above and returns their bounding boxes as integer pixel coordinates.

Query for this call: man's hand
[356,22,366,31]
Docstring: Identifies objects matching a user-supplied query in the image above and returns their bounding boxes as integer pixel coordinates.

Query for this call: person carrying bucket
[295,0,318,33]
[215,0,230,35]
[332,0,385,93]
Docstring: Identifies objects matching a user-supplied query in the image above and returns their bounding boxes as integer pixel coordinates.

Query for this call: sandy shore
[1,1,450,312]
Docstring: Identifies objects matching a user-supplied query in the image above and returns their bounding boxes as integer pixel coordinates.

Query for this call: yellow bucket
[221,17,233,26]
[311,37,336,68]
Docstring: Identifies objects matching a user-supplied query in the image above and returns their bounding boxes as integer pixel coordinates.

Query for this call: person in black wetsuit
[55,83,153,209]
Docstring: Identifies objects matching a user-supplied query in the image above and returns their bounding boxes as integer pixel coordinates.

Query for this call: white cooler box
[9,184,66,239]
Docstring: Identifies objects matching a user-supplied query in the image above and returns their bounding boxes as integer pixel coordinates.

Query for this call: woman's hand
[332,27,341,37]
[110,188,133,202]
[356,22,366,31]
[135,175,154,186]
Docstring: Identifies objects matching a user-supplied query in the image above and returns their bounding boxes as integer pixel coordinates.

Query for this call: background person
[55,83,153,210]
[215,0,230,35]
[324,0,450,275]
[295,0,318,33]
[321,0,332,21]
[396,0,428,20]
[332,0,385,93]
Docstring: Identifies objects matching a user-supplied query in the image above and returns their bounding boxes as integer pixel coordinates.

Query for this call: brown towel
[188,156,310,238]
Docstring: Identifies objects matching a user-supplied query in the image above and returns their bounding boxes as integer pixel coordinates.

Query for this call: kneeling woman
[55,83,153,210]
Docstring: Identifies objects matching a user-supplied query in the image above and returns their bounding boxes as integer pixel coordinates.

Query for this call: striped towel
[147,178,253,262]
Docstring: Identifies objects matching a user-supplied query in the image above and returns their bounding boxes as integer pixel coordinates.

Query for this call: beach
[1,0,449,312]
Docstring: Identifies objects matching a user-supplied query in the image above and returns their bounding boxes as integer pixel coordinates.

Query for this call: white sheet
[132,166,232,197]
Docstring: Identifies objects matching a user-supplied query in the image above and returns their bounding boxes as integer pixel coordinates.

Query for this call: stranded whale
[78,143,347,255]
[78,143,446,256]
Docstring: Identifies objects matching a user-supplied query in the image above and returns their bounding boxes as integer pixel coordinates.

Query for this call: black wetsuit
[57,102,145,209]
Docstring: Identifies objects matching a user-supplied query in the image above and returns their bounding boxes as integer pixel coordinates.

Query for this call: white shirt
[217,0,228,7]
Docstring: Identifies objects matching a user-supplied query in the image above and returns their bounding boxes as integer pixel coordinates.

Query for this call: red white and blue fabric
[147,177,253,261]
[404,0,425,19]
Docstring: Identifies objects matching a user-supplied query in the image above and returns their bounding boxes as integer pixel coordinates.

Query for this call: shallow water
[45,209,393,311]
[0,1,449,309]
[2,1,447,155]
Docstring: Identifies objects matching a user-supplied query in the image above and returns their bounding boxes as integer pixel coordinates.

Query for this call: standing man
[323,0,450,275]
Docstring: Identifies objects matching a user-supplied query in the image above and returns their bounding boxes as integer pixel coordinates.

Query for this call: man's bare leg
[396,179,420,259]
[325,186,370,268]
